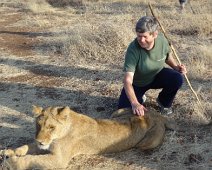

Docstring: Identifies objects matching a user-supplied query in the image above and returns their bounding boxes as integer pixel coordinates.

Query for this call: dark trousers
[179,0,187,4]
[118,68,183,109]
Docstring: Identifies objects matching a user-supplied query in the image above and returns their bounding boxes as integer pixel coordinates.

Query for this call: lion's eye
[48,125,55,131]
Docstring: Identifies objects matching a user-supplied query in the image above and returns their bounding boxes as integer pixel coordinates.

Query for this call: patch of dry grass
[186,45,212,79]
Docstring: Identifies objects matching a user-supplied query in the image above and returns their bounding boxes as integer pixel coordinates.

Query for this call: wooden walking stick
[148,3,210,121]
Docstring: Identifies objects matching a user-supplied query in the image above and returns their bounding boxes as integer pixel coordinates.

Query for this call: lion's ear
[57,106,70,121]
[32,105,43,117]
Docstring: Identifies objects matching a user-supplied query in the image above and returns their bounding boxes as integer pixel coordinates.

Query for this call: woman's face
[136,31,158,50]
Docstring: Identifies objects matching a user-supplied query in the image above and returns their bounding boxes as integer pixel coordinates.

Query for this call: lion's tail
[164,118,179,131]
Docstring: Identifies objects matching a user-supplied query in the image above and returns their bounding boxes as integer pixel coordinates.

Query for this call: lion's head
[32,106,71,150]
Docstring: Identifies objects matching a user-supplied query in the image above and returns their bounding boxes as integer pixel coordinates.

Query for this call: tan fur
[0,106,177,170]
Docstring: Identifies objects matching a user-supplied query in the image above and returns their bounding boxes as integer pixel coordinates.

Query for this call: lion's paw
[14,145,29,156]
[5,156,26,170]
[0,156,18,170]
[0,149,15,157]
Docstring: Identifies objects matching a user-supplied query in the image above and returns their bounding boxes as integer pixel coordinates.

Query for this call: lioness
[0,106,177,170]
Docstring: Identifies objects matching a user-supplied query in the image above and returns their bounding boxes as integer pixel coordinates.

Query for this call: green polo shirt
[124,33,170,87]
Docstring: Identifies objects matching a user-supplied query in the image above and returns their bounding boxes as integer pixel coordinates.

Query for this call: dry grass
[187,45,212,79]
[0,0,211,169]
[25,0,55,13]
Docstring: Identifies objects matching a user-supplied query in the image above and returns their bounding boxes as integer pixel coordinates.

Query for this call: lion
[0,106,177,170]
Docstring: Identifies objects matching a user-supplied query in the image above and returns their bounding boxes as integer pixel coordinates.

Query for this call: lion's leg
[136,123,165,150]
[0,145,29,157]
[6,154,68,170]
[164,119,178,131]
[0,143,39,157]
[0,149,15,157]
[154,114,178,131]
[110,108,133,120]
[14,145,30,156]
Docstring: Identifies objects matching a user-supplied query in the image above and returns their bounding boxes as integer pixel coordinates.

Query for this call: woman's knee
[173,72,183,88]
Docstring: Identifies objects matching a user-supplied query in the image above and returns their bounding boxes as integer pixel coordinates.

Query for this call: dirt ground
[0,0,211,170]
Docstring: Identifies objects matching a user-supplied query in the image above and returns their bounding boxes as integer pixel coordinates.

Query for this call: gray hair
[135,16,158,33]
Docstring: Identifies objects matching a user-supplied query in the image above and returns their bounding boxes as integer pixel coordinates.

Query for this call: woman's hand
[174,64,187,74]
[131,103,147,116]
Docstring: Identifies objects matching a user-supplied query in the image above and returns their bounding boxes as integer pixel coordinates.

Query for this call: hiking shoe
[156,98,173,115]
[142,95,147,104]
[180,0,187,10]
[160,107,173,115]
[180,3,185,9]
